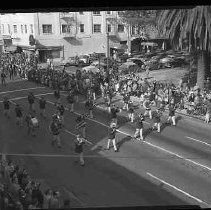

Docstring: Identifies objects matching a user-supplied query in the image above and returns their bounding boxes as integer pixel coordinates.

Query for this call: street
[1,79,211,208]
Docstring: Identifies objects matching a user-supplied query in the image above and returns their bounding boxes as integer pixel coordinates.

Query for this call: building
[0,11,128,62]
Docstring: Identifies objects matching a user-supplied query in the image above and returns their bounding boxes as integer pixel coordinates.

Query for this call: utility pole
[106,31,109,73]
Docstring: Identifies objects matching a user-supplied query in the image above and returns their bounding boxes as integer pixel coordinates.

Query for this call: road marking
[0,87,46,95]
[186,136,211,148]
[145,141,211,172]
[147,172,211,207]
[0,92,53,103]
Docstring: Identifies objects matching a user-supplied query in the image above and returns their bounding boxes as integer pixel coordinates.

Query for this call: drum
[31,117,39,127]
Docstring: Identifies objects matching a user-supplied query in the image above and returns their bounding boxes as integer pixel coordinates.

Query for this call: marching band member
[143,96,152,119]
[14,104,23,127]
[49,114,62,148]
[39,96,46,118]
[133,113,145,140]
[28,91,36,112]
[66,90,75,112]
[3,96,11,119]
[123,92,130,111]
[152,108,162,133]
[128,100,134,123]
[74,134,86,166]
[85,97,94,118]
[106,122,118,152]
[168,102,176,126]
[75,115,87,139]
[110,104,121,127]
[25,113,39,137]
[54,88,60,105]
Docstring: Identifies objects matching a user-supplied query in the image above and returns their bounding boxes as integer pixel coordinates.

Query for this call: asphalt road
[0,80,211,208]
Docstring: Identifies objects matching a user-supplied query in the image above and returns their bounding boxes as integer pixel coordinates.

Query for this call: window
[93,11,101,15]
[79,12,84,15]
[106,11,111,14]
[62,24,70,33]
[30,24,33,34]
[107,24,111,33]
[118,24,124,32]
[80,24,84,33]
[13,25,17,33]
[8,24,11,34]
[21,25,24,34]
[25,25,27,33]
[42,24,52,34]
[93,24,101,33]
[132,25,135,35]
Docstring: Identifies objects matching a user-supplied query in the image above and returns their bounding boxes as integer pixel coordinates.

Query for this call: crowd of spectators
[0,156,70,210]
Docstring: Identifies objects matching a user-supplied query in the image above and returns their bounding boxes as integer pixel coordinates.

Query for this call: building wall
[0,13,35,47]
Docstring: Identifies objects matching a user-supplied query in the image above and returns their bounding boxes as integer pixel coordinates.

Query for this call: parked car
[78,55,90,64]
[62,57,77,67]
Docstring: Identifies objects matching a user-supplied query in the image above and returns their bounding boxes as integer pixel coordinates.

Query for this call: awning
[35,44,62,51]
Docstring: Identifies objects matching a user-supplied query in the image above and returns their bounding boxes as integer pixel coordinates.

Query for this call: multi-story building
[0,11,129,62]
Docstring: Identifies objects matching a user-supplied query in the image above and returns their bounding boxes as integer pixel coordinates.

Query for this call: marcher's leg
[57,135,62,148]
[149,110,152,119]
[112,139,117,152]
[172,116,176,126]
[79,152,85,166]
[71,103,74,112]
[139,129,143,140]
[107,139,111,149]
[131,113,134,123]
[134,129,139,138]
[157,123,161,133]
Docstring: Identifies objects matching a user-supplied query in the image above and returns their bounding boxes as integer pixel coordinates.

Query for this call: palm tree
[157,6,211,89]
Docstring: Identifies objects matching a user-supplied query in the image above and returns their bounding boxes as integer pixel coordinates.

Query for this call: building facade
[0,11,128,62]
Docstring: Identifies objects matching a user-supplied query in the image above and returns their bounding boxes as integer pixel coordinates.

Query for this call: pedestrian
[3,96,11,119]
[39,96,46,118]
[123,92,130,111]
[106,122,118,152]
[168,103,176,126]
[28,92,36,112]
[49,114,62,148]
[14,104,23,127]
[66,90,75,112]
[1,70,6,86]
[152,108,162,133]
[85,97,94,118]
[128,100,134,123]
[30,113,39,137]
[54,88,60,105]
[74,134,85,166]
[205,99,211,123]
[143,96,152,119]
[133,113,145,140]
[110,104,120,127]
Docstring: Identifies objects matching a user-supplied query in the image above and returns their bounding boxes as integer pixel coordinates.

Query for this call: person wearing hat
[134,113,145,140]
[107,122,118,152]
[49,114,62,148]
[152,108,162,133]
[143,96,152,119]
[39,96,46,118]
[128,100,134,123]
[110,104,121,127]
[14,104,23,127]
[3,96,11,119]
[74,134,85,166]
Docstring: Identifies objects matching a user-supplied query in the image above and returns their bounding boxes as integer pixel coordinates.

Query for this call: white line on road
[147,172,211,207]
[186,136,211,148]
[0,87,46,95]
[0,92,53,103]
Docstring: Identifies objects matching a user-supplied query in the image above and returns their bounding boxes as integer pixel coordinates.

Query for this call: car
[62,57,77,67]
[78,55,90,64]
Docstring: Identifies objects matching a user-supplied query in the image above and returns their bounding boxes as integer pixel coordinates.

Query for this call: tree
[107,10,159,53]
[157,6,211,89]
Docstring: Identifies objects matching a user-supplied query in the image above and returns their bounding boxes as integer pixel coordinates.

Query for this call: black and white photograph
[0,4,211,210]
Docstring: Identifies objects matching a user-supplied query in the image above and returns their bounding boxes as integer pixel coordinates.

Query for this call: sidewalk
[94,93,205,123]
